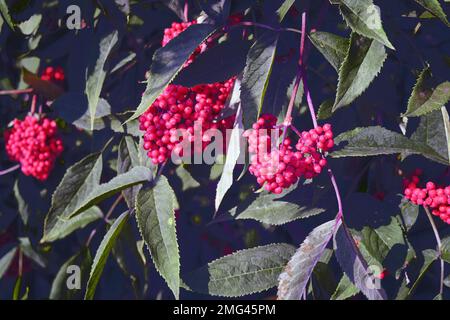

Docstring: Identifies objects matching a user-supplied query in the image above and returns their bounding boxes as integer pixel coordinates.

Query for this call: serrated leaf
[85,30,119,130]
[184,243,296,297]
[231,191,324,225]
[215,102,243,211]
[410,108,450,164]
[317,99,334,120]
[277,0,295,21]
[241,32,279,129]
[374,217,405,249]
[414,0,449,26]
[332,0,394,49]
[43,153,103,243]
[331,274,360,300]
[0,247,17,279]
[128,24,216,122]
[278,220,338,300]
[332,126,448,165]
[68,166,153,220]
[136,176,180,299]
[43,207,103,243]
[85,211,129,300]
[19,238,46,268]
[0,0,14,30]
[23,68,64,100]
[117,136,142,208]
[333,221,387,300]
[403,66,450,117]
[309,31,349,71]
[173,39,250,87]
[50,247,92,299]
[333,33,386,111]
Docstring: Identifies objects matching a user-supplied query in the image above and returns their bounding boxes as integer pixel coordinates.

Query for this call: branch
[424,207,445,296]
[0,164,20,176]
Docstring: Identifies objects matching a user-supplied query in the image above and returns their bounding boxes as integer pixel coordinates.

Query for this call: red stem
[29,95,37,115]
[0,88,33,96]
[183,1,189,22]
[0,164,20,176]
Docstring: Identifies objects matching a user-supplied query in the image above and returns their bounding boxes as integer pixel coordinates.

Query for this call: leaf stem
[0,164,20,176]
[424,207,445,296]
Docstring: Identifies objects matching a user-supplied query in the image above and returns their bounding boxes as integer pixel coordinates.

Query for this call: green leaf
[332,126,448,165]
[374,217,405,249]
[136,176,180,299]
[309,31,349,71]
[333,33,386,111]
[128,24,216,122]
[85,211,129,300]
[23,68,64,100]
[241,32,279,129]
[332,0,394,49]
[331,274,360,300]
[117,136,142,208]
[410,108,450,164]
[277,0,295,21]
[111,52,136,73]
[406,249,439,298]
[85,30,119,130]
[184,243,296,297]
[173,39,251,87]
[444,275,450,288]
[19,237,46,268]
[0,0,14,30]
[14,180,29,225]
[403,66,450,117]
[50,247,92,299]
[43,153,103,243]
[18,14,41,35]
[317,99,334,120]
[0,247,18,279]
[175,165,201,192]
[231,191,324,225]
[334,221,387,300]
[278,220,338,300]
[215,103,243,211]
[399,198,419,231]
[414,0,449,26]
[442,237,450,263]
[13,276,22,300]
[69,166,153,219]
[42,207,103,243]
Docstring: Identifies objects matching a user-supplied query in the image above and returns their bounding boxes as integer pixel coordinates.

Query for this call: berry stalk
[0,164,20,176]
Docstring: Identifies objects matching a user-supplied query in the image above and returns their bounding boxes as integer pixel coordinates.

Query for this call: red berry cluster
[139,79,235,164]
[139,20,236,164]
[4,116,64,181]
[403,170,450,224]
[244,114,334,194]
[40,66,65,83]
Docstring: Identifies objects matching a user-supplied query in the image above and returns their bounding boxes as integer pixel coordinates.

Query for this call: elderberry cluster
[403,170,450,225]
[40,66,65,83]
[244,114,334,194]
[4,116,64,181]
[139,20,236,164]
